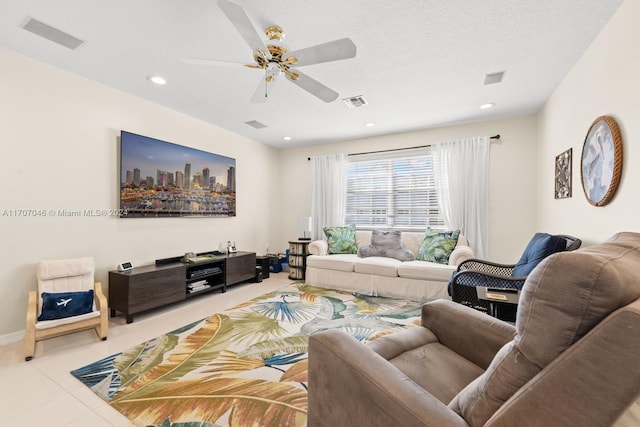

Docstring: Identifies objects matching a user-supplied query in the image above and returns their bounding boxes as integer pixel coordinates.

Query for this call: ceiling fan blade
[250,75,279,103]
[181,57,248,66]
[284,38,356,67]
[217,0,267,55]
[287,70,338,103]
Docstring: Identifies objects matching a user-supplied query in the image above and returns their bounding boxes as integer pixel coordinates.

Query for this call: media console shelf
[109,251,256,323]
[185,256,226,296]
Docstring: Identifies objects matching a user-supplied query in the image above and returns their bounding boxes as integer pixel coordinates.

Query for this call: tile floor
[1,273,638,426]
[0,274,290,426]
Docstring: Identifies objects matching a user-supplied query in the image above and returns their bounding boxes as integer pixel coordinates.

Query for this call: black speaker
[254,266,263,283]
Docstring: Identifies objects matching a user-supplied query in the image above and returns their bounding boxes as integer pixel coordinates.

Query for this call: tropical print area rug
[71,282,423,427]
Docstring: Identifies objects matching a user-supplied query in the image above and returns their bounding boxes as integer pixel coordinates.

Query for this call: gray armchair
[308,232,640,427]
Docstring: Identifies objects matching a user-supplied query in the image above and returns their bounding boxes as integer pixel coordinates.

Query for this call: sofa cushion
[449,231,640,426]
[511,232,567,276]
[417,229,461,264]
[357,230,415,261]
[324,225,357,254]
[306,254,356,272]
[397,260,457,281]
[354,257,402,277]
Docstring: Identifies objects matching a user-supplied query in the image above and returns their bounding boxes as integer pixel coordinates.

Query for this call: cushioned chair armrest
[308,239,328,256]
[486,300,640,427]
[422,300,516,369]
[452,270,526,291]
[449,245,475,266]
[457,258,515,276]
[308,329,469,427]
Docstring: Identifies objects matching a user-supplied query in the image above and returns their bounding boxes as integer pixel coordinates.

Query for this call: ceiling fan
[182,0,357,103]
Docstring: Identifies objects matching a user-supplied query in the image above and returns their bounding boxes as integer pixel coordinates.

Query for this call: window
[345,152,444,230]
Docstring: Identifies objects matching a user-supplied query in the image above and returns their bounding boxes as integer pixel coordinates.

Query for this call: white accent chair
[25,257,108,361]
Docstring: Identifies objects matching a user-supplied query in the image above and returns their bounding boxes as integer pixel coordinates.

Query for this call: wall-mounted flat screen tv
[119,130,236,218]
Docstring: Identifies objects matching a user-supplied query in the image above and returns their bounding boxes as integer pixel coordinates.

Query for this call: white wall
[277,115,539,263]
[536,0,640,245]
[0,47,280,338]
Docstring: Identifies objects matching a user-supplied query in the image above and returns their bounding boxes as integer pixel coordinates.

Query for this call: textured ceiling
[0,0,623,148]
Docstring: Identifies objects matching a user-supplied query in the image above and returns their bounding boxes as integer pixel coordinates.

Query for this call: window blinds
[345,153,444,230]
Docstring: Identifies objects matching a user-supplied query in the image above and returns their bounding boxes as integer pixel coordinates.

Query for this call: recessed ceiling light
[480,103,495,110]
[365,122,376,127]
[282,136,292,141]
[147,75,167,85]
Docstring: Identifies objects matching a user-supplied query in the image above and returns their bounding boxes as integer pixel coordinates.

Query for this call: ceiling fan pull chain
[264,70,268,99]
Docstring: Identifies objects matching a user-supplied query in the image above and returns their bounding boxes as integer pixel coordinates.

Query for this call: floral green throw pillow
[417,228,461,264]
[324,225,357,254]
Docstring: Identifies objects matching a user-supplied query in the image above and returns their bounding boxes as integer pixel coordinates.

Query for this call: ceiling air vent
[484,71,505,85]
[342,95,368,109]
[244,120,267,129]
[22,18,84,50]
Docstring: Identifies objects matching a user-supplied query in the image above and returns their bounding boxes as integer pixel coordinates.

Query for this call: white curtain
[432,137,490,258]
[310,154,348,240]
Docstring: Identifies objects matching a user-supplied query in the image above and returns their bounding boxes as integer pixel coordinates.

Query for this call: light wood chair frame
[25,282,108,361]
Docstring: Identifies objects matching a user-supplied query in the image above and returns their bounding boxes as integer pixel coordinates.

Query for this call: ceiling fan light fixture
[211,0,357,103]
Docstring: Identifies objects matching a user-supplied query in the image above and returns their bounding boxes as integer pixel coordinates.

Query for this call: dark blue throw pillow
[512,233,567,277]
[38,290,94,321]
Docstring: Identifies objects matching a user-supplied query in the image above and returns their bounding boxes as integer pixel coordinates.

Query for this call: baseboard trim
[0,330,25,346]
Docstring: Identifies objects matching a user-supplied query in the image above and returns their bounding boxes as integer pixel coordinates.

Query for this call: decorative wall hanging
[580,116,623,206]
[554,148,572,199]
[119,131,237,218]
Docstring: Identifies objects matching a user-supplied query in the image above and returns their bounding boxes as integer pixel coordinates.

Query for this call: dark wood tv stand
[109,251,256,323]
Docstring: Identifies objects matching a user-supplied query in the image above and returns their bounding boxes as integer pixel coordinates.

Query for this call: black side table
[476,287,519,322]
[256,256,270,279]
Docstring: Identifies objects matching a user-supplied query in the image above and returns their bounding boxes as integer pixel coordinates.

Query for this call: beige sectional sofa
[306,230,474,302]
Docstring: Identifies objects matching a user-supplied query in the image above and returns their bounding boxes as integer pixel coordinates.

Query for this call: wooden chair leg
[25,291,37,361]
[95,319,108,340]
[24,333,35,361]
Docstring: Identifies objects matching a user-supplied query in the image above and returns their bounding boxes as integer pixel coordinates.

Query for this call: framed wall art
[554,148,572,199]
[119,131,236,218]
[580,116,623,206]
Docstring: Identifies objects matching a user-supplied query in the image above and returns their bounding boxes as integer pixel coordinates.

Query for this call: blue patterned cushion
[512,233,567,277]
[38,290,94,321]
[417,228,461,264]
[324,225,357,254]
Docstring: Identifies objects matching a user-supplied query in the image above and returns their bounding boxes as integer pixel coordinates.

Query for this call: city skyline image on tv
[119,131,236,218]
